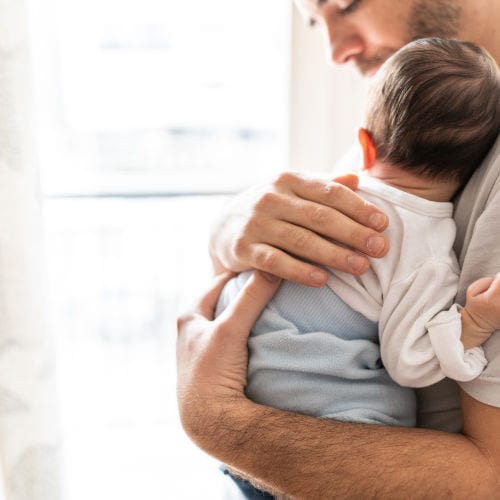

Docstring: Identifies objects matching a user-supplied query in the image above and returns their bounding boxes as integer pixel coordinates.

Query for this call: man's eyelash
[310,0,361,27]
[341,0,362,15]
[310,0,327,26]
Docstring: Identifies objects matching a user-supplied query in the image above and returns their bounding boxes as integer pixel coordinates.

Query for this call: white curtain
[0,0,61,498]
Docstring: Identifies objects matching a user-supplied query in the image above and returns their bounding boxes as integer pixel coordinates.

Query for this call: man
[177,0,500,497]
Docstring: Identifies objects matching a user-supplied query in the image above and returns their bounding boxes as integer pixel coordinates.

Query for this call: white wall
[288,5,370,173]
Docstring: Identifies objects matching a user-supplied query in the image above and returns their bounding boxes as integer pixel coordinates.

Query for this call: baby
[217,38,500,438]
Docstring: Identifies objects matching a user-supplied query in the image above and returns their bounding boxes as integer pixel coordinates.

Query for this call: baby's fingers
[484,274,500,298]
[467,277,495,299]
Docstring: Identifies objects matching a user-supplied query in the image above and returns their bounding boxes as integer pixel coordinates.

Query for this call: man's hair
[365,38,500,184]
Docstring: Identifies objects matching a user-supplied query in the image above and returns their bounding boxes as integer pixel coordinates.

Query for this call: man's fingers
[250,243,332,287]
[260,220,372,276]
[278,172,388,231]
[333,173,360,191]
[195,272,236,319]
[252,193,389,261]
[217,271,282,334]
[267,176,390,259]
[269,204,388,260]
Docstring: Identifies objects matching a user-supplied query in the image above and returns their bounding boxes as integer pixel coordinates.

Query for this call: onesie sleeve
[379,261,487,388]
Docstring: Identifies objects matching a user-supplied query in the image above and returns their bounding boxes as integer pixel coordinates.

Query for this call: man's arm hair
[177,272,500,498]
[195,392,499,499]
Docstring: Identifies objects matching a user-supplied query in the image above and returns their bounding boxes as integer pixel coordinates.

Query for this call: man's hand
[209,172,389,287]
[177,273,500,499]
[176,271,282,447]
[461,273,500,349]
[176,275,500,499]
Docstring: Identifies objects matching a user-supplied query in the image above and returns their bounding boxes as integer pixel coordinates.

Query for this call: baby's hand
[461,274,500,349]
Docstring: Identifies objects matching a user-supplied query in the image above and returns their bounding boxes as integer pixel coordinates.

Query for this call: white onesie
[330,175,486,387]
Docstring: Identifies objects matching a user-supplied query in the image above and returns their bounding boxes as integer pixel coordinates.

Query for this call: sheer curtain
[0,0,60,498]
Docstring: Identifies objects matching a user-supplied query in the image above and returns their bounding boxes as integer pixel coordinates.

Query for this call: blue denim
[220,467,274,499]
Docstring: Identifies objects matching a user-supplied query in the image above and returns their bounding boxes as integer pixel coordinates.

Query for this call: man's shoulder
[454,134,500,259]
[457,135,500,206]
[453,134,500,409]
[456,134,500,210]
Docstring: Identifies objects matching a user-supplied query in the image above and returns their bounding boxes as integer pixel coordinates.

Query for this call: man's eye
[340,0,362,15]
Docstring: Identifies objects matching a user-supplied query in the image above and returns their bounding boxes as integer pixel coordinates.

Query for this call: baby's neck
[365,163,460,202]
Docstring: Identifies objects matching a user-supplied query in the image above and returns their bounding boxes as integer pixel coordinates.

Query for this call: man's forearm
[195,398,497,499]
[176,273,500,498]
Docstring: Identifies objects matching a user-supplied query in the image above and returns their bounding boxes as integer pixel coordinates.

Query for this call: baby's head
[360,38,500,198]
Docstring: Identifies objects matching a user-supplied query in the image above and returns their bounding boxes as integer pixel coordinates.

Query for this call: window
[35,0,290,196]
[30,1,291,498]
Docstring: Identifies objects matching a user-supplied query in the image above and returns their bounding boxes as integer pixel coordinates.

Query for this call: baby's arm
[461,274,500,349]
[379,261,488,387]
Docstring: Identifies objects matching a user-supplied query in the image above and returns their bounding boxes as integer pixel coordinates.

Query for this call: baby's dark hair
[365,38,500,184]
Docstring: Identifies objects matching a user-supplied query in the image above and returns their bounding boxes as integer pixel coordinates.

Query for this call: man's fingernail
[367,236,386,255]
[310,270,327,285]
[347,255,367,272]
[368,212,387,230]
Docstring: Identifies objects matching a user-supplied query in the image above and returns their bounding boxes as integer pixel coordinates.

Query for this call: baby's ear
[358,128,377,171]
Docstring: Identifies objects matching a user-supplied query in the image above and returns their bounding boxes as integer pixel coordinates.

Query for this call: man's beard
[354,48,396,75]
[354,0,462,76]
[408,0,462,40]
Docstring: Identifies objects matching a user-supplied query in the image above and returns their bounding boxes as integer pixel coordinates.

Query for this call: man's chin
[353,58,382,76]
[353,63,382,78]
[363,65,382,77]
[354,49,397,77]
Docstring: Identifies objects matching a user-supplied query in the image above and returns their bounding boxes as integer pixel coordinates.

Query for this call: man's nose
[325,22,364,65]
